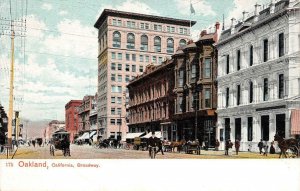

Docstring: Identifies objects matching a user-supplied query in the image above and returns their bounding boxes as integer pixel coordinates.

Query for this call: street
[1,144,280,159]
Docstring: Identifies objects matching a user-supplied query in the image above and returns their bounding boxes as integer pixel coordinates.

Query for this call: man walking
[235,139,240,155]
[258,139,263,154]
[147,131,157,158]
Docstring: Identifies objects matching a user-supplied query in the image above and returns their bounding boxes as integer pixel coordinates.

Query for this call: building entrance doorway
[261,115,269,141]
[225,118,230,141]
[276,114,285,138]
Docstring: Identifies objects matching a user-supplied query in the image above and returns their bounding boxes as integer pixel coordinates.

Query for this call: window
[117,97,122,104]
[191,64,196,79]
[112,86,122,93]
[226,87,229,107]
[139,55,144,62]
[154,36,161,52]
[112,31,121,48]
[261,115,269,141]
[118,75,122,82]
[205,89,211,108]
[117,86,122,93]
[167,38,174,53]
[178,96,183,112]
[237,85,241,105]
[112,19,117,26]
[111,108,115,115]
[118,53,122,60]
[263,78,269,101]
[237,50,241,71]
[158,57,163,64]
[140,35,148,51]
[145,55,149,62]
[111,52,116,59]
[179,39,186,47]
[178,69,184,87]
[110,119,115,125]
[226,55,230,74]
[132,54,136,61]
[204,58,211,78]
[125,75,130,82]
[126,21,135,28]
[249,45,253,66]
[127,33,135,49]
[235,118,241,140]
[126,53,130,61]
[263,39,268,62]
[125,64,130,72]
[117,20,122,26]
[279,74,284,99]
[117,108,121,115]
[139,65,143,72]
[154,24,162,31]
[249,81,253,103]
[111,97,115,103]
[111,63,116,70]
[167,26,175,33]
[140,23,149,30]
[132,65,136,72]
[279,33,284,57]
[118,63,122,71]
[247,117,253,141]
[117,119,122,125]
[179,28,184,34]
[111,74,116,81]
[152,56,157,63]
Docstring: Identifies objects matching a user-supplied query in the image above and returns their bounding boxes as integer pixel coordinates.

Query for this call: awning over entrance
[142,131,162,138]
[291,109,300,135]
[125,132,145,139]
[77,131,97,140]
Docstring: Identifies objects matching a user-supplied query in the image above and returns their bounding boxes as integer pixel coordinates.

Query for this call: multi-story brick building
[128,59,175,140]
[65,100,82,142]
[216,0,300,151]
[172,24,220,146]
[94,9,195,140]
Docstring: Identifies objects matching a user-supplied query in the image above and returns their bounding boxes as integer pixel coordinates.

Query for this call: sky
[0,0,272,122]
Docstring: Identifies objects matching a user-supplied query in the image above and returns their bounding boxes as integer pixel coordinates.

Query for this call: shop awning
[141,131,161,138]
[291,109,300,135]
[77,131,97,140]
[125,132,145,139]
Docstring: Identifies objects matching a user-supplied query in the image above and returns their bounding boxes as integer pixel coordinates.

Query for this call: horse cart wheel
[286,146,299,158]
[50,145,55,156]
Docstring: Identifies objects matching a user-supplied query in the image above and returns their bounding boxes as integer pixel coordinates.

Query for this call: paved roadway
[0,144,280,159]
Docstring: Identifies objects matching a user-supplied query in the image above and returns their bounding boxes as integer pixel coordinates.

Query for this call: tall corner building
[94,9,196,140]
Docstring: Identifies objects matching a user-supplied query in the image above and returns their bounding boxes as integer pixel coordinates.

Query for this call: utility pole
[15,111,19,143]
[7,30,15,149]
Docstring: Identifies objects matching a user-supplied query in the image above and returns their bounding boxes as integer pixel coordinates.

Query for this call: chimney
[214,22,220,42]
[200,30,207,37]
[230,18,236,34]
[254,3,261,22]
[242,11,248,22]
[270,0,275,14]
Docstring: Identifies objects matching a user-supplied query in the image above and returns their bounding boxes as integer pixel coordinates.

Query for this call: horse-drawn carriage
[274,134,300,158]
[49,130,70,156]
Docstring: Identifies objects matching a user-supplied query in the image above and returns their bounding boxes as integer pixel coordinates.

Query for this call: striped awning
[291,109,300,135]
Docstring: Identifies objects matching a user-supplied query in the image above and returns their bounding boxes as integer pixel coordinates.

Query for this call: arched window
[140,35,148,51]
[154,36,161,52]
[179,39,186,47]
[127,33,135,49]
[167,38,174,53]
[112,31,121,48]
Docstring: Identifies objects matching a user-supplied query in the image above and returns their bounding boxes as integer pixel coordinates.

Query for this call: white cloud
[175,0,216,16]
[41,3,53,11]
[226,0,270,24]
[59,10,68,16]
[96,0,159,19]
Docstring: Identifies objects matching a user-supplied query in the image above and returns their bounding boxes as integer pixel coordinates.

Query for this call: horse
[170,139,186,153]
[274,134,299,158]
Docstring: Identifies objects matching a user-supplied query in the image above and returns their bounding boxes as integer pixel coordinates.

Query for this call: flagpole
[190,0,192,39]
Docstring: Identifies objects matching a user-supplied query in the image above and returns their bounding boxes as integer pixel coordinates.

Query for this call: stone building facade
[216,0,300,151]
[94,9,195,139]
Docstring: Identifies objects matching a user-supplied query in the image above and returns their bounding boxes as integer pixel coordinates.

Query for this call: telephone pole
[7,30,15,148]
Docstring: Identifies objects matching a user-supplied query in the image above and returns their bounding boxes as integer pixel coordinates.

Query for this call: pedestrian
[155,138,164,155]
[228,139,233,155]
[258,139,263,154]
[270,141,275,154]
[225,139,229,155]
[63,136,71,157]
[263,141,268,156]
[32,140,36,147]
[147,131,157,158]
[215,139,220,151]
[235,139,240,155]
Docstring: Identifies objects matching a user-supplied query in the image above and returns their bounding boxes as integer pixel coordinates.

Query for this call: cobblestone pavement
[0,144,283,159]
